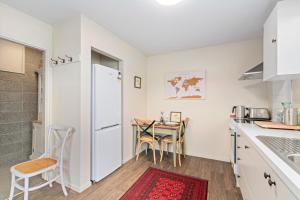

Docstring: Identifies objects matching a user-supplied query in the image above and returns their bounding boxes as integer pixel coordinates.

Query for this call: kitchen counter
[231,120,300,199]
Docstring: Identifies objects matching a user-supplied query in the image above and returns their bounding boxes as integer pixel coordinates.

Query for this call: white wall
[80,15,147,191]
[0,3,52,50]
[0,2,52,161]
[52,16,82,191]
[146,39,270,162]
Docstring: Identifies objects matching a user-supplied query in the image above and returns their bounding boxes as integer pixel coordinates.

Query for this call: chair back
[134,118,157,140]
[46,124,73,165]
[178,118,189,141]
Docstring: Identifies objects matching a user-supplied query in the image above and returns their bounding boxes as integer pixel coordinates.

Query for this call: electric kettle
[232,106,246,119]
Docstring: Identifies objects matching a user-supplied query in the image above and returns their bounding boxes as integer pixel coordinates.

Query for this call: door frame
[0,36,52,194]
[0,36,51,154]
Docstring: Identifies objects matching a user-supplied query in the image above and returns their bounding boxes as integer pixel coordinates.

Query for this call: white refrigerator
[91,64,122,182]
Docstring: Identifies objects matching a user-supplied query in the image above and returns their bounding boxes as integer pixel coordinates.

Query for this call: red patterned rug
[120,167,208,200]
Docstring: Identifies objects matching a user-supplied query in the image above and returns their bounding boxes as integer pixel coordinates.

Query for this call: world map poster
[165,70,205,100]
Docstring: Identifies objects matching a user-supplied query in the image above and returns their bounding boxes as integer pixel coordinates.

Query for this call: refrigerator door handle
[97,124,120,131]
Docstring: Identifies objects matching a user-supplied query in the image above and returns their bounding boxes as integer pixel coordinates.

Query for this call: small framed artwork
[170,112,182,123]
[134,76,141,89]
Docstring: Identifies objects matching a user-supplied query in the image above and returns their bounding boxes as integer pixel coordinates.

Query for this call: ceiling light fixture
[156,0,184,6]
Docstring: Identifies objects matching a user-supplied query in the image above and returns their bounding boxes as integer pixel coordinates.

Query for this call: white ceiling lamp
[156,0,184,6]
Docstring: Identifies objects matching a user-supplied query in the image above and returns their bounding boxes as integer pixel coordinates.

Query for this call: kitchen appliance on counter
[247,107,270,121]
[232,106,271,122]
[232,105,246,119]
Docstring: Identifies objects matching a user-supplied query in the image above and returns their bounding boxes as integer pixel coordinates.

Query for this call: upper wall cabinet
[263,0,300,81]
[0,39,25,74]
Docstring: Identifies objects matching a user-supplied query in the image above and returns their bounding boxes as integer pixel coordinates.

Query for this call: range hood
[239,62,263,80]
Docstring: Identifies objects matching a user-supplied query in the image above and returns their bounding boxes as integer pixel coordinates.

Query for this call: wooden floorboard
[13,152,243,200]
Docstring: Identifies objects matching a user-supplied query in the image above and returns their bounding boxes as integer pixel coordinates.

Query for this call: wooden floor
[13,152,243,200]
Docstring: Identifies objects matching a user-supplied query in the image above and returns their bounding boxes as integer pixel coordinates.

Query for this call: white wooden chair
[9,124,73,200]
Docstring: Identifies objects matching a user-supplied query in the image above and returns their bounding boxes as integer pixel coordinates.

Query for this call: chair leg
[160,142,164,162]
[178,143,182,167]
[48,171,53,187]
[8,173,15,200]
[167,144,169,155]
[136,142,141,161]
[145,143,149,155]
[24,177,29,200]
[182,141,186,158]
[152,143,156,164]
[60,165,68,196]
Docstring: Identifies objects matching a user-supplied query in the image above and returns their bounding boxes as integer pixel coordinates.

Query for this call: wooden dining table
[132,122,181,167]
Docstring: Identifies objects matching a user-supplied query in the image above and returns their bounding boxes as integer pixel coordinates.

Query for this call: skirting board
[132,147,230,163]
[55,179,92,193]
[68,182,91,193]
[41,174,92,193]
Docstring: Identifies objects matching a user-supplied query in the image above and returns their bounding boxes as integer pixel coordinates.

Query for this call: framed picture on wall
[134,76,141,89]
[165,70,206,100]
[170,112,182,123]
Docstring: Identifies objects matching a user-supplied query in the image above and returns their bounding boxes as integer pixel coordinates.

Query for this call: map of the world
[165,71,205,99]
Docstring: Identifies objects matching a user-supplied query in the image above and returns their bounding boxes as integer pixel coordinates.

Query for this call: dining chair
[159,118,189,166]
[9,124,73,200]
[134,118,160,164]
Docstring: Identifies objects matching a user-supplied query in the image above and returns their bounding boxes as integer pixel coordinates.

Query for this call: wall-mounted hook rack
[50,54,80,67]
[65,55,73,62]
[58,56,66,63]
[51,58,58,65]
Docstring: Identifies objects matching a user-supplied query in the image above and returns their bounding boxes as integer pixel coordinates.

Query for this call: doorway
[0,38,46,199]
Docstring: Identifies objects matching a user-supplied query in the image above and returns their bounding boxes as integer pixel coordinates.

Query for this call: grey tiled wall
[0,47,42,167]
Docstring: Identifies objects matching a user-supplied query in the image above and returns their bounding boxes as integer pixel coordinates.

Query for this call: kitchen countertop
[230,119,300,199]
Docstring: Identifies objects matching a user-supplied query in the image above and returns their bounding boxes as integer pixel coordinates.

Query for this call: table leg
[133,126,137,157]
[173,133,177,167]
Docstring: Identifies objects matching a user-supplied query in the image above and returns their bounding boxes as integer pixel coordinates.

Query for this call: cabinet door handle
[237,146,241,149]
[237,157,241,161]
[272,38,277,43]
[237,134,241,137]
[244,145,250,149]
[268,179,276,187]
[264,172,271,179]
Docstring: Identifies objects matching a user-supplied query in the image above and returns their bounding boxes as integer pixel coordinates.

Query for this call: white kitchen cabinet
[0,38,25,74]
[237,130,297,200]
[263,0,300,81]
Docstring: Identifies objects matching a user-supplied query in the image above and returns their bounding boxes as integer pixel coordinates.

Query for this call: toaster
[247,108,270,120]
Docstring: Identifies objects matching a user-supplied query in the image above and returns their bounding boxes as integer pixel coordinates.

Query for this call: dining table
[132,122,181,167]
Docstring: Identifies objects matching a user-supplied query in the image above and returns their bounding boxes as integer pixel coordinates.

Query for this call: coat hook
[51,58,58,65]
[58,56,65,63]
[65,55,73,62]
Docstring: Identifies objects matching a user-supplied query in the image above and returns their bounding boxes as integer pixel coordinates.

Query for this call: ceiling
[0,0,280,55]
